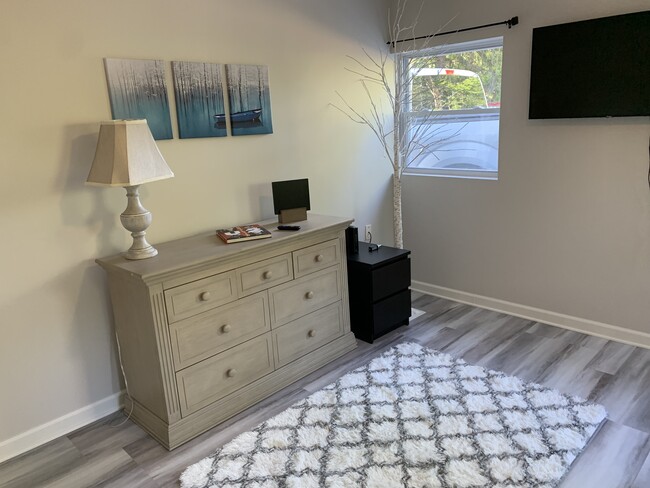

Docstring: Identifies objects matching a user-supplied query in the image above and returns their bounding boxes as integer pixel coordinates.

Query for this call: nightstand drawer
[373,289,411,337]
[269,266,341,327]
[292,239,340,278]
[164,271,237,323]
[236,253,293,297]
[176,334,274,416]
[372,257,411,301]
[273,302,343,367]
[169,292,270,370]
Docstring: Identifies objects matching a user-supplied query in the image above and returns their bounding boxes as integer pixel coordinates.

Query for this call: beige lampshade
[86,119,174,186]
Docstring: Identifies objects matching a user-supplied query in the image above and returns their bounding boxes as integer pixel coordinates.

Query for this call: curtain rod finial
[508,16,519,28]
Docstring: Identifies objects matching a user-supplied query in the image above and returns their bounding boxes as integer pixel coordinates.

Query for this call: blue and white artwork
[225,64,273,136]
[103,58,173,140]
[172,61,227,139]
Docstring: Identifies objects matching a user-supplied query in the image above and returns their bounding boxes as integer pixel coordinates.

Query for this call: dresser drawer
[236,253,293,297]
[165,271,237,323]
[292,239,340,278]
[269,266,341,327]
[273,302,343,367]
[176,334,274,416]
[169,292,270,371]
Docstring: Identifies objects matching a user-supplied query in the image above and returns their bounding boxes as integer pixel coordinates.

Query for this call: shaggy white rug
[180,342,606,488]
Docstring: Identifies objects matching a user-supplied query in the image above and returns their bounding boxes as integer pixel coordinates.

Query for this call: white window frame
[400,37,503,180]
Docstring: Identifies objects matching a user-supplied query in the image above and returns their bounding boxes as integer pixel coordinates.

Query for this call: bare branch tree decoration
[333,0,456,249]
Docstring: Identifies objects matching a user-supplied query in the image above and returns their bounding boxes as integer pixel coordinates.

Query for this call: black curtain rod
[388,16,519,46]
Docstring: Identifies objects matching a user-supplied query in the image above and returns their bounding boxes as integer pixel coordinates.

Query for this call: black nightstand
[347,242,411,343]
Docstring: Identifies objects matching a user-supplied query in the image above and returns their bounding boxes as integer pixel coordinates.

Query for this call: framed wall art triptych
[103,58,273,139]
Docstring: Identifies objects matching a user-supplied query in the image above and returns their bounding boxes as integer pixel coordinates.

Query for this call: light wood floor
[2,292,649,487]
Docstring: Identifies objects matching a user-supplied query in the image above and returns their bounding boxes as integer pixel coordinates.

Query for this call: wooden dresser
[96,214,357,449]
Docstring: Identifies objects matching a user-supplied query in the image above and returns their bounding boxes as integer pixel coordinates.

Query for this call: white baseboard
[0,391,123,464]
[412,281,650,350]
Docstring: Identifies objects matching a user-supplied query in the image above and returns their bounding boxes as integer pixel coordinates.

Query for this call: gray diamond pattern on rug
[180,342,606,488]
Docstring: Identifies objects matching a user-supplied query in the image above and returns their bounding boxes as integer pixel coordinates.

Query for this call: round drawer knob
[308,329,317,338]
[199,291,211,301]
[221,324,232,333]
[226,368,237,378]
[263,270,273,280]
[315,254,324,262]
[305,291,314,299]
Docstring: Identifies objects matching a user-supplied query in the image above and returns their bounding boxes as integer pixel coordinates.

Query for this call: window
[400,37,503,179]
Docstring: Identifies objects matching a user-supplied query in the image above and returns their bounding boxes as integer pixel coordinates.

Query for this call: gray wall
[0,0,394,459]
[400,0,650,338]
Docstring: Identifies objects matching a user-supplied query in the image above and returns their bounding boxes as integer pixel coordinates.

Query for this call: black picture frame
[272,178,310,215]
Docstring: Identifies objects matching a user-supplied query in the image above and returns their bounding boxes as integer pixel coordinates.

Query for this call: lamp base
[123,235,158,260]
[120,185,158,260]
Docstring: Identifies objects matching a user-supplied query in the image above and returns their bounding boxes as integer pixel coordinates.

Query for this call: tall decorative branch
[333,1,456,249]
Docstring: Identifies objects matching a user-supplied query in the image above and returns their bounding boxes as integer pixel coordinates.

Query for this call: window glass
[402,38,503,178]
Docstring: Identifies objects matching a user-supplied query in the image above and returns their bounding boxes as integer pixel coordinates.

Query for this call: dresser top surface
[96,214,353,280]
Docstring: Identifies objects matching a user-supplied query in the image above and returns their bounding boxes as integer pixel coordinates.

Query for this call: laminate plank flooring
[1,292,649,487]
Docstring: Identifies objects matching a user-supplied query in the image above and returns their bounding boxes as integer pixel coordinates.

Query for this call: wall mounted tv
[529,10,649,119]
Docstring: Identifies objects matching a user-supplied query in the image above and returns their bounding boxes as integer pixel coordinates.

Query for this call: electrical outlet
[365,224,372,242]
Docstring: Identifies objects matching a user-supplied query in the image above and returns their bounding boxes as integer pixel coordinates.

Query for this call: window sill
[403,168,498,181]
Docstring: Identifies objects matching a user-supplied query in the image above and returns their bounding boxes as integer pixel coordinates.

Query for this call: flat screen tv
[529,11,650,119]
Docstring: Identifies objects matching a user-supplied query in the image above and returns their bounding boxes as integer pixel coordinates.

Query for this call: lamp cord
[109,328,134,427]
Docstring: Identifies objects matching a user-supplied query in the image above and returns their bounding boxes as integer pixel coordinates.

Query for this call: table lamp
[86,119,174,260]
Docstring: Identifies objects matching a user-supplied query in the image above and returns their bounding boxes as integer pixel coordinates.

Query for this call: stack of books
[216,224,272,244]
